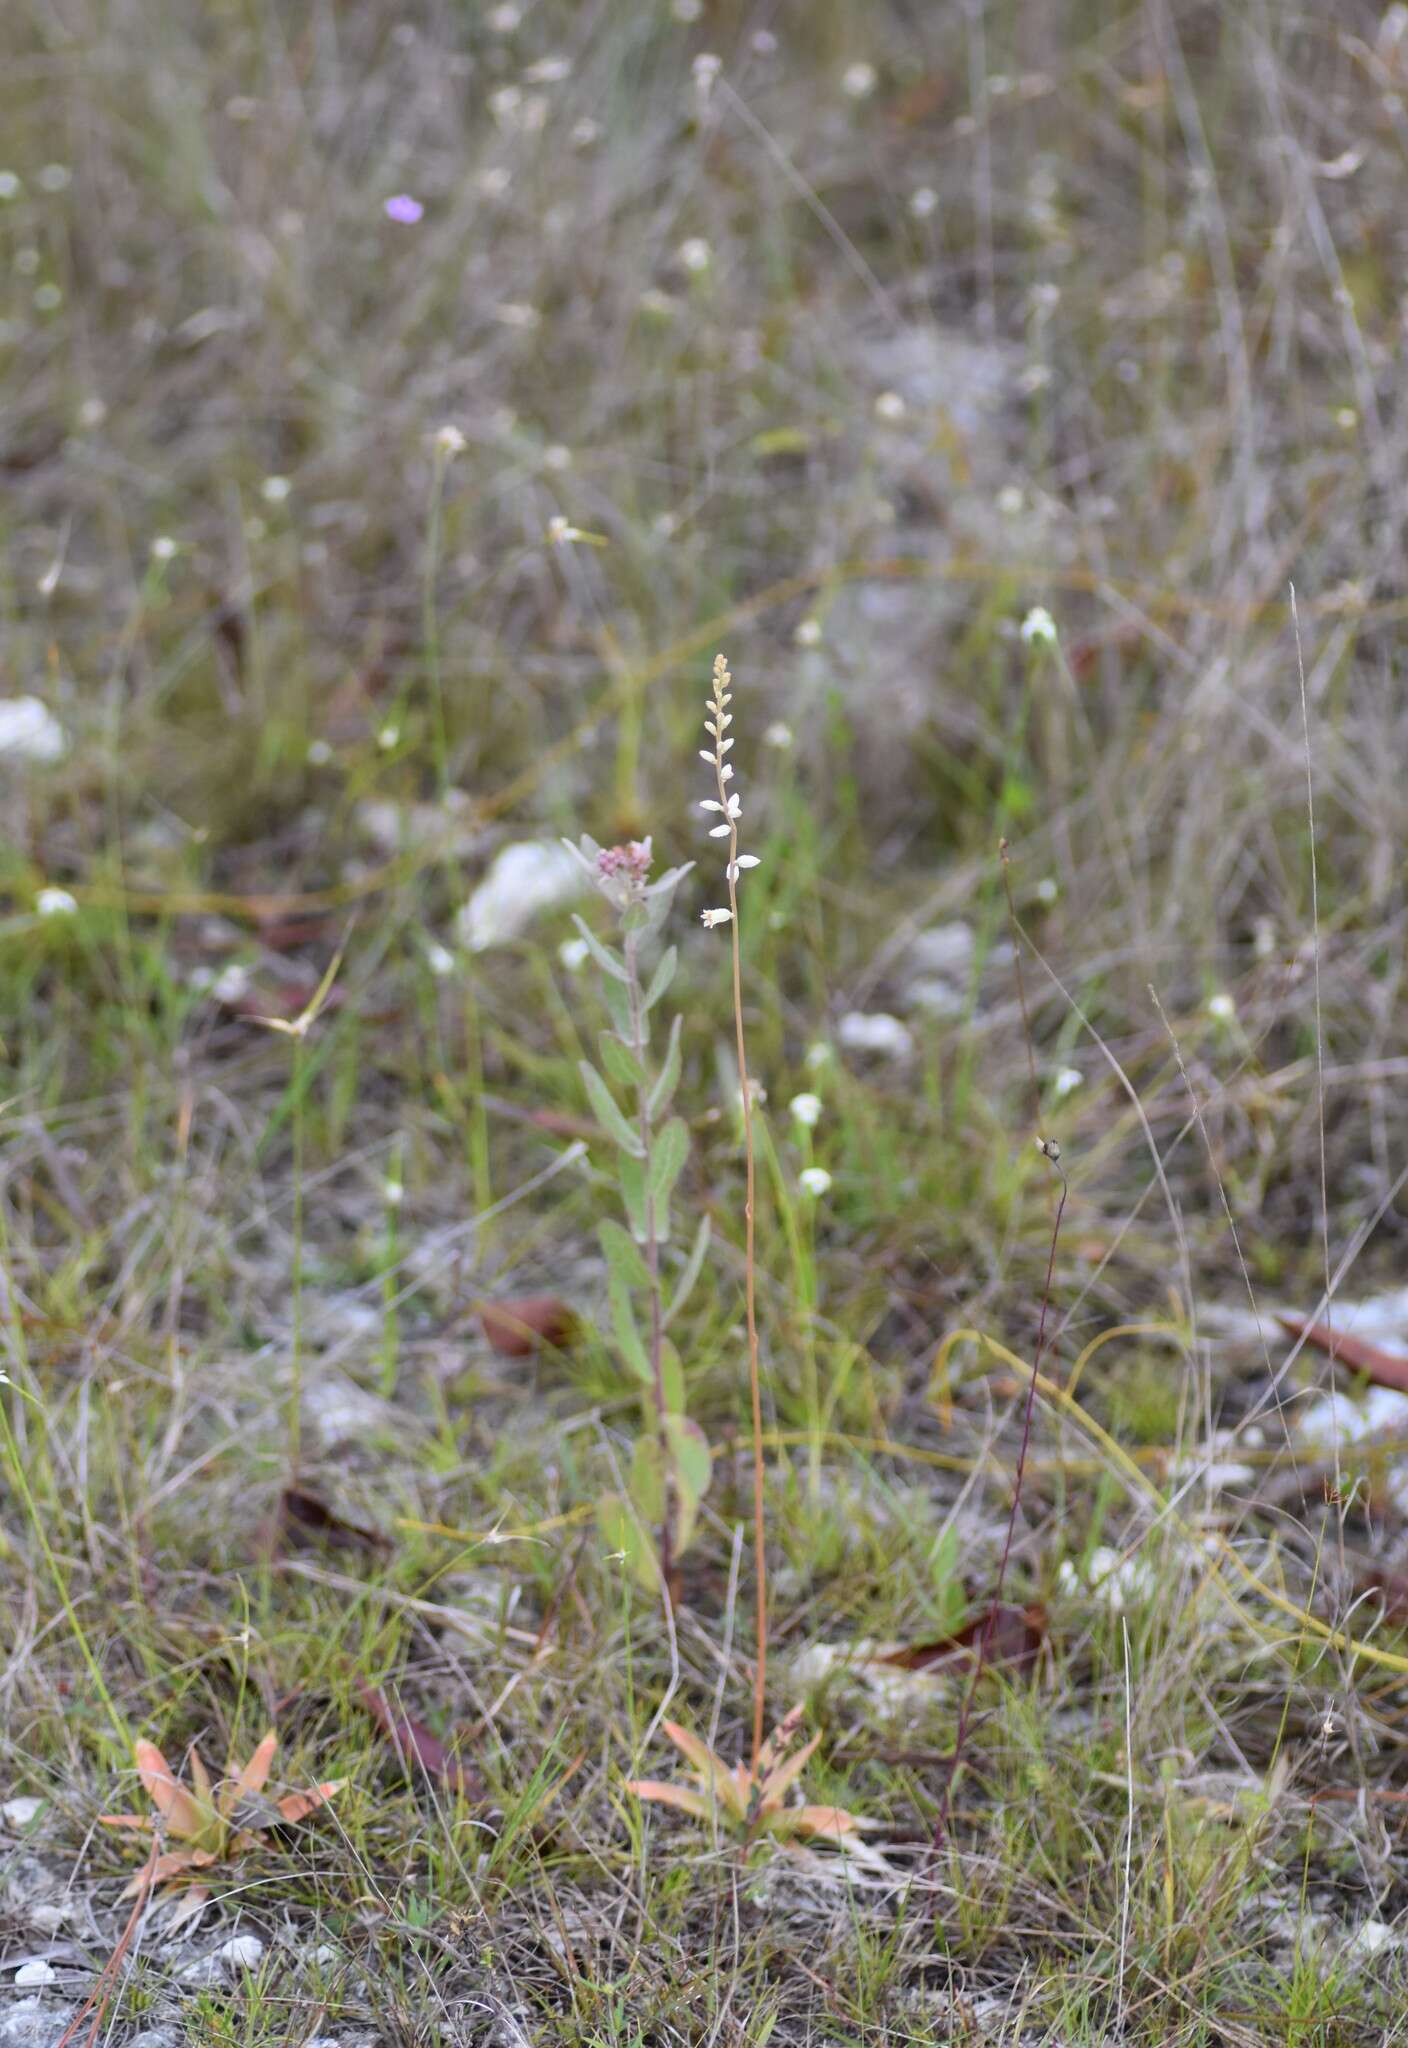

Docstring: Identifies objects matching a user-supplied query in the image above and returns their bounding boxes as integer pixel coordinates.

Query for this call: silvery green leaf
[599,1032,645,1092]
[579,1061,645,1156]
[610,1269,651,1381]
[642,946,678,1012]
[599,1218,652,1293]
[648,1013,683,1120]
[618,1154,648,1242]
[570,914,629,983]
[664,1215,711,1329]
[647,1116,689,1209]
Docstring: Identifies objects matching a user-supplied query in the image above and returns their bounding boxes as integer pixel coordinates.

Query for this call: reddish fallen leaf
[276,1486,389,1558]
[871,1603,1047,1676]
[1278,1315,1408,1395]
[355,1681,483,1799]
[1354,1565,1408,1624]
[480,1294,576,1358]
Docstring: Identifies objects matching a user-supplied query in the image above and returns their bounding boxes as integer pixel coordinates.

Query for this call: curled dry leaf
[275,1485,390,1557]
[480,1294,576,1358]
[356,1680,483,1799]
[872,1603,1047,1676]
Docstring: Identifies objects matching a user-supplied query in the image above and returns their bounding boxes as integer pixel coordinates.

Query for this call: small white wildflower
[725,854,760,880]
[837,1010,914,1060]
[909,185,938,219]
[804,1042,833,1071]
[1335,406,1358,431]
[0,171,20,200]
[700,907,733,929]
[150,535,178,563]
[0,696,67,763]
[547,515,578,545]
[799,1166,833,1197]
[789,1092,823,1128]
[751,28,778,53]
[693,52,722,100]
[558,935,590,971]
[383,1178,404,1209]
[874,390,906,422]
[678,236,712,274]
[38,163,71,193]
[793,617,823,647]
[543,444,572,472]
[377,724,400,751]
[33,283,62,312]
[435,424,467,457]
[763,721,794,749]
[425,939,455,976]
[306,737,332,766]
[261,474,291,504]
[36,886,78,917]
[841,61,877,99]
[1051,1065,1082,1099]
[570,117,602,149]
[493,301,540,329]
[1034,876,1059,905]
[1020,605,1057,646]
[1207,991,1236,1022]
[996,484,1024,516]
[210,962,251,1004]
[77,396,106,427]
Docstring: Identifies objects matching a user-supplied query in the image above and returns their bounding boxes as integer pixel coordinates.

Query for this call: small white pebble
[1,1797,43,1828]
[909,186,938,219]
[841,61,877,99]
[217,1933,266,1971]
[0,171,20,200]
[306,738,332,766]
[1034,876,1059,905]
[14,1960,57,1986]
[77,396,106,427]
[0,696,67,763]
[874,390,906,422]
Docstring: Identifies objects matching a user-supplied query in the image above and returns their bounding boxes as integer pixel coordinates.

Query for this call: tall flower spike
[697,653,769,1769]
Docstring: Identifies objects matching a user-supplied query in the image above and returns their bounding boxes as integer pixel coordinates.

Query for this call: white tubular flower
[799,1166,833,1197]
[789,1092,823,1128]
[700,907,732,928]
[1020,605,1057,647]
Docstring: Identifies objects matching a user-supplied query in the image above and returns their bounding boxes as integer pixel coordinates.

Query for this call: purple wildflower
[384,194,424,225]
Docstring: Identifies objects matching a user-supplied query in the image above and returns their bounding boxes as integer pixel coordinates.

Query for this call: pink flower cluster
[596,838,653,883]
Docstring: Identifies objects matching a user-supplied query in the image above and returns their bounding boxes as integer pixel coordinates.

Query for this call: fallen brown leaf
[871,1603,1047,1676]
[275,1486,389,1558]
[480,1294,576,1358]
[356,1681,483,1799]
[1278,1315,1408,1396]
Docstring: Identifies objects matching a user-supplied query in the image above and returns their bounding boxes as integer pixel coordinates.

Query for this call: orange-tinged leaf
[135,1742,204,1838]
[758,1730,822,1810]
[771,1804,863,1840]
[660,1723,748,1818]
[119,1846,218,1899]
[237,1730,278,1798]
[162,1883,213,1935]
[755,1704,807,1779]
[624,1780,714,1819]
[1278,1315,1408,1395]
[188,1746,213,1806]
[274,1779,345,1824]
[98,1814,154,1832]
